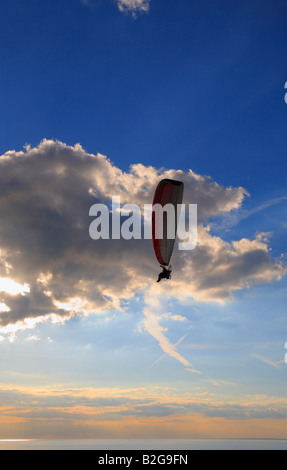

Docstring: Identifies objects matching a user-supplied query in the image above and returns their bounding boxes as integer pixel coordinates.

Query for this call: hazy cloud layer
[1,384,287,438]
[0,140,285,360]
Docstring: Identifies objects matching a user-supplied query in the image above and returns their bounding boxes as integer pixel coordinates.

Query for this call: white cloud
[0,139,286,367]
[116,0,151,17]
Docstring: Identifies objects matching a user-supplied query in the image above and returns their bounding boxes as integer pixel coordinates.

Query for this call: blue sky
[0,0,287,440]
[2,0,287,186]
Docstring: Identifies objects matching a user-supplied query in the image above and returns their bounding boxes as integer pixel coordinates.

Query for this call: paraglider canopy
[152,178,184,267]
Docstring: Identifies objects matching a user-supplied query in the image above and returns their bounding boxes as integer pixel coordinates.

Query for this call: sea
[0,439,286,450]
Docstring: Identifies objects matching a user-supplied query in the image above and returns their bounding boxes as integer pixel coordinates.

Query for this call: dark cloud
[0,140,285,335]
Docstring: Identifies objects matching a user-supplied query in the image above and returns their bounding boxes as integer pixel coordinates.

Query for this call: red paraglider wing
[152,179,184,266]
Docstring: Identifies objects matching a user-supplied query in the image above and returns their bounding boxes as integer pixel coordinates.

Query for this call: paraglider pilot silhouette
[152,179,184,283]
[157,265,172,283]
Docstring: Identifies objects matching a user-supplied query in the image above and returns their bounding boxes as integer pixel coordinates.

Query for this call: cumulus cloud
[116,0,151,17]
[0,140,286,364]
[168,228,286,304]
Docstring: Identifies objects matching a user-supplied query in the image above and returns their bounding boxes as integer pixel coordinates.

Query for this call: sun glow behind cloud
[0,278,30,296]
[0,278,30,316]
